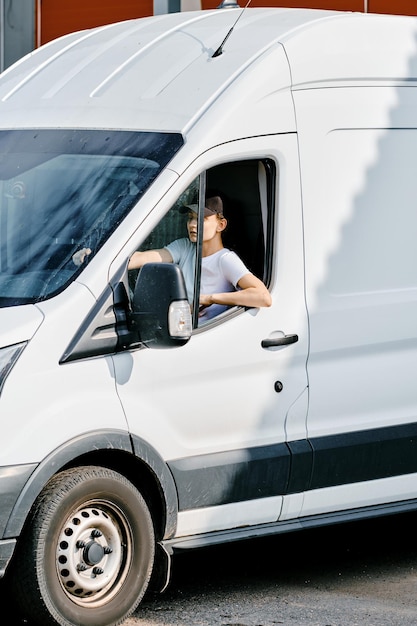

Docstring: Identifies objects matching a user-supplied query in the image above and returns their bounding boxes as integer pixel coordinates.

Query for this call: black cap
[180,195,224,218]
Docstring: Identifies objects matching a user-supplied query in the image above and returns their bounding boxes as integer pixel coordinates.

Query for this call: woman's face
[187,211,225,243]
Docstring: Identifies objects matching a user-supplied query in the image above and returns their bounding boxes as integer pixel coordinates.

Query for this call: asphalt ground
[127,510,417,626]
[3,510,417,626]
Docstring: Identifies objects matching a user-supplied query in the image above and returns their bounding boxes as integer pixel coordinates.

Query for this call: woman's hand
[72,248,91,266]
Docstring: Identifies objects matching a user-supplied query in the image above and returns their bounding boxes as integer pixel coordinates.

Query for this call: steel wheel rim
[56,501,132,607]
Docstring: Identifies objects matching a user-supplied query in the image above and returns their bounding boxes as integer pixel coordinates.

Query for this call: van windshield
[0,129,183,307]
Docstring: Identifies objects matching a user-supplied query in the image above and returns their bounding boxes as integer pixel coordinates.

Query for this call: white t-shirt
[165,238,249,320]
[165,238,196,302]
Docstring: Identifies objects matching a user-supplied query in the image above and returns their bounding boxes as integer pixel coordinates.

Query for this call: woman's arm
[72,246,173,268]
[128,248,173,269]
[199,272,271,309]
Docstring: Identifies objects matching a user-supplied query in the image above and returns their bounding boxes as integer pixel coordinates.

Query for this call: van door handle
[261,334,299,348]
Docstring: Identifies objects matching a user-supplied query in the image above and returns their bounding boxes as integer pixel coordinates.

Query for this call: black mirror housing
[130,263,192,349]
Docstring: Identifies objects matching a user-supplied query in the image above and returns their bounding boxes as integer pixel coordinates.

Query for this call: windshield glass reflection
[0,129,183,307]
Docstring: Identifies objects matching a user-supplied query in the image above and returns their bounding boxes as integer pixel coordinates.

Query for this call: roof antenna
[212,0,252,58]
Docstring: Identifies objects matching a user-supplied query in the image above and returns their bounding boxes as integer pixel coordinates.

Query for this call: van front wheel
[11,466,155,626]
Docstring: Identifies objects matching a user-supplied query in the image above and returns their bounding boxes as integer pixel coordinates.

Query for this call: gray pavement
[3,511,417,625]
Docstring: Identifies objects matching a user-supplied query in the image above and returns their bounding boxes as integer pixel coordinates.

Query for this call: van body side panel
[0,283,130,467]
[293,83,417,517]
[113,135,309,536]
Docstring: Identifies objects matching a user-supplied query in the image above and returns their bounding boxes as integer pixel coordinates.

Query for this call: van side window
[207,159,274,285]
[130,159,274,327]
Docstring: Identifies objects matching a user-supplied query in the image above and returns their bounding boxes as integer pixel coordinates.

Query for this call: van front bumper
[0,463,37,578]
[0,538,16,577]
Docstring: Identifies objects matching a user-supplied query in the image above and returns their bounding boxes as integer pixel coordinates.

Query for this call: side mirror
[130,263,192,349]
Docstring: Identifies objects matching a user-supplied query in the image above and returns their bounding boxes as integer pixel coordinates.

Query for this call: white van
[1,5,417,625]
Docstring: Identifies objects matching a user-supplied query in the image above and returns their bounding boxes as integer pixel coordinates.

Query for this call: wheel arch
[4,429,178,542]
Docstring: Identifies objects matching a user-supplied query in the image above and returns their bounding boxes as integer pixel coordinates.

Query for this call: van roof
[0,8,416,134]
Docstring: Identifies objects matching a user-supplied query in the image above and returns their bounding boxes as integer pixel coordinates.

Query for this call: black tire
[9,466,155,626]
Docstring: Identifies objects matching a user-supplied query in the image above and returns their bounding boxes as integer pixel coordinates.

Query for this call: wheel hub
[56,505,126,601]
[83,540,105,566]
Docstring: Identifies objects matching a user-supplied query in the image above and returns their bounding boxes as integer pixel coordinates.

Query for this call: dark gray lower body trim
[168,422,417,511]
[168,444,291,510]
[309,422,417,489]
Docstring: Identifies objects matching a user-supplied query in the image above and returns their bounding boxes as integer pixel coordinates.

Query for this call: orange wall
[38,0,417,47]
[368,0,417,13]
[202,0,364,9]
[38,0,153,45]
[203,0,417,12]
